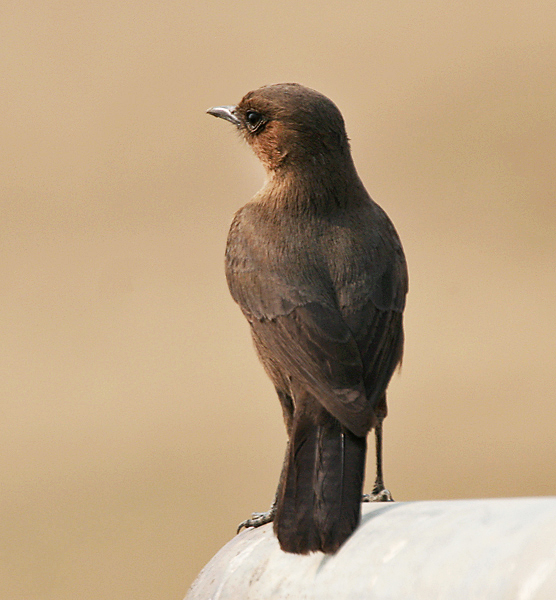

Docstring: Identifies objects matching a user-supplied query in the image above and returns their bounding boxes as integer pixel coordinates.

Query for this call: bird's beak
[206,105,241,127]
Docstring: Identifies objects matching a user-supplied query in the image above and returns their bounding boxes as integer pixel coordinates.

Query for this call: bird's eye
[245,110,265,132]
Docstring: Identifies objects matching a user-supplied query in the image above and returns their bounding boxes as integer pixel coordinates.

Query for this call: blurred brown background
[1,1,555,598]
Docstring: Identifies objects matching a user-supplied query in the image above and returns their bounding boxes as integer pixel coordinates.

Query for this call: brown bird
[207,83,408,554]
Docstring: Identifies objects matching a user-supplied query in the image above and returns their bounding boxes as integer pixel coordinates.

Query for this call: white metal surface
[185,497,556,600]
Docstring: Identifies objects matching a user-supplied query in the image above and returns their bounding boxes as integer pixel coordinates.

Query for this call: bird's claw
[362,488,394,503]
[237,507,276,534]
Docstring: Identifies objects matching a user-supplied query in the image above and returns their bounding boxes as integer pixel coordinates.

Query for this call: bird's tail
[274,413,367,554]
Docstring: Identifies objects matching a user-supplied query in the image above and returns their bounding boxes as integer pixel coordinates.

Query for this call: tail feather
[274,414,367,554]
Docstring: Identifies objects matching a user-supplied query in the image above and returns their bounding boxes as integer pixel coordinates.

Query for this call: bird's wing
[249,301,372,436]
[343,300,404,414]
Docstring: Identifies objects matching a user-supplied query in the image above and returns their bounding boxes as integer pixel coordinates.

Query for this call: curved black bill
[206,105,241,127]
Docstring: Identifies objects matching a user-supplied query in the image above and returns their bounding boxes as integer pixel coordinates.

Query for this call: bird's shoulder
[226,200,314,264]
[225,196,407,318]
[324,200,408,313]
[225,201,332,319]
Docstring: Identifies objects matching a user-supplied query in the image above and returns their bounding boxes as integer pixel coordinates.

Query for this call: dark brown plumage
[207,83,408,554]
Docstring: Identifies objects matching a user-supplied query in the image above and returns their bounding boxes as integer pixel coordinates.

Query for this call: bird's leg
[237,495,277,533]
[237,435,290,534]
[362,418,394,503]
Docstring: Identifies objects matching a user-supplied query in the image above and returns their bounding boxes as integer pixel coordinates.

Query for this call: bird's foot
[237,505,276,534]
[362,487,394,503]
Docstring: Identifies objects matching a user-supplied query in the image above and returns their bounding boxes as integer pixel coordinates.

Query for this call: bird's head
[207,83,351,174]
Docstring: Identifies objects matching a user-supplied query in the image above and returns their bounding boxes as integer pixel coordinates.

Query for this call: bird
[207,83,408,554]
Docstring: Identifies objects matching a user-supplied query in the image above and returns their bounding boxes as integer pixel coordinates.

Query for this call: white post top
[186,497,556,600]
